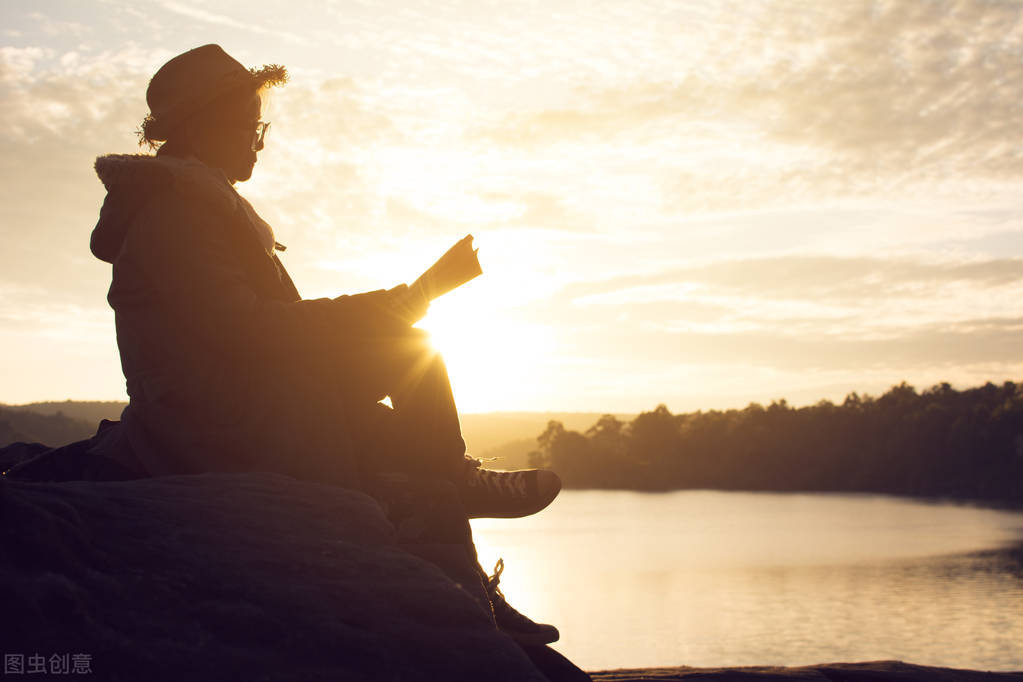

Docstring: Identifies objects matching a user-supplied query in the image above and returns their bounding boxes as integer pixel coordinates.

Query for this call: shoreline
[589,660,1023,681]
[556,485,1023,511]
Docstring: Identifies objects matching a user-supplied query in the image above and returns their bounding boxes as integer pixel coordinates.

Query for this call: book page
[410,234,483,302]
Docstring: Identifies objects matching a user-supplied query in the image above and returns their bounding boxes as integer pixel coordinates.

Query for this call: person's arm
[124,189,413,364]
[384,282,430,326]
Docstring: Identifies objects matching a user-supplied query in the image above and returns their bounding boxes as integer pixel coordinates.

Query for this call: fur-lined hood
[91,153,279,264]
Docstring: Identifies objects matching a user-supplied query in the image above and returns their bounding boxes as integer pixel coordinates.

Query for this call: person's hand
[385,283,429,325]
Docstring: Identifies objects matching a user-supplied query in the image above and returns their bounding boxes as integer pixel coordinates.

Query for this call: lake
[470,490,1023,671]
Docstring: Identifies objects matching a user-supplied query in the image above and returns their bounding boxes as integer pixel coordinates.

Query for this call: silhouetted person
[84,44,560,646]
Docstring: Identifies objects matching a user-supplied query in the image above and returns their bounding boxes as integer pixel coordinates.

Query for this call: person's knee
[389,328,441,371]
[399,327,434,356]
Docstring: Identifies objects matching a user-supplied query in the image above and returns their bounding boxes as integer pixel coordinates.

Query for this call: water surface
[471,490,1023,671]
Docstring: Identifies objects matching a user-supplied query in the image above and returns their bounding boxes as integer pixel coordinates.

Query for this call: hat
[138,44,287,148]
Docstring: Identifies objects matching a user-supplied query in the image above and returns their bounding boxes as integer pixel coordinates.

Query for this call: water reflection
[471,491,1023,671]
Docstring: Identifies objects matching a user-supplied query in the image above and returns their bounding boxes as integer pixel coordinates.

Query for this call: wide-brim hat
[139,44,287,147]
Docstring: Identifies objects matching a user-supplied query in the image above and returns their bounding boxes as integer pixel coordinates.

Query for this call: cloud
[474,191,598,232]
[156,1,306,43]
[0,46,166,296]
[27,11,90,38]
[476,0,1023,205]
[0,44,162,142]
[522,254,1023,372]
[542,301,1023,380]
[564,254,1023,302]
[0,46,52,82]
[592,316,1023,372]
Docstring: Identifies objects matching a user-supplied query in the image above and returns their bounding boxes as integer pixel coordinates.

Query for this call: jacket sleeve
[123,187,412,366]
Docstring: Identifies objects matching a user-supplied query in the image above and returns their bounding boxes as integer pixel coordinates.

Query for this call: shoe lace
[470,467,528,498]
[486,557,506,600]
[486,558,546,631]
[487,557,519,619]
[465,455,501,470]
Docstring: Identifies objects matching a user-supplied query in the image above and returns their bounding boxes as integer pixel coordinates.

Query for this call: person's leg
[369,473,491,611]
[357,327,562,519]
[369,471,559,646]
[381,331,466,481]
[339,327,463,483]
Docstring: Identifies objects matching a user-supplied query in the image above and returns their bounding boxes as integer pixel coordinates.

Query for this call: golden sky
[3,0,1023,413]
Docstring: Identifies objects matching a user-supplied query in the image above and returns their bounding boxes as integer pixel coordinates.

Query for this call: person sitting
[80,44,562,645]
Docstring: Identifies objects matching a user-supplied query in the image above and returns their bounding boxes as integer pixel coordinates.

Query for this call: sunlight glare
[418,303,555,413]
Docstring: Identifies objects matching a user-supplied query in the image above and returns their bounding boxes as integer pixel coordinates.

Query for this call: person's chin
[232,163,256,183]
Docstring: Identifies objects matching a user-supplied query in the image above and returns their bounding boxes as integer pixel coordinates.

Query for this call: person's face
[198,91,262,183]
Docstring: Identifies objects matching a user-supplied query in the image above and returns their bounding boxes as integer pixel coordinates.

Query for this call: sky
[2,0,1023,414]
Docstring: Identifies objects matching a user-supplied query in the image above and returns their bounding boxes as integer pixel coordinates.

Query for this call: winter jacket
[90,150,418,487]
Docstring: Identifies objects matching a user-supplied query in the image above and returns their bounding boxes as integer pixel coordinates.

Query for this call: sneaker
[487,558,559,646]
[460,457,562,519]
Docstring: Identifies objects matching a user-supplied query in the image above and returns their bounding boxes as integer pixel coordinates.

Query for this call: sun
[417,300,554,414]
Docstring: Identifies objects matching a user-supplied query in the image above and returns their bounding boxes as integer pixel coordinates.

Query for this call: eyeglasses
[251,121,270,151]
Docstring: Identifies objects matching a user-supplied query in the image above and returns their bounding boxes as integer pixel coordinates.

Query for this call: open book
[409,234,483,302]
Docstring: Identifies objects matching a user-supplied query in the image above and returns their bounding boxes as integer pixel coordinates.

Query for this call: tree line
[528,381,1023,504]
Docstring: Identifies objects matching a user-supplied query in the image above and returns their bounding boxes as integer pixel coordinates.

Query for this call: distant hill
[2,400,127,424]
[475,437,536,470]
[459,412,630,452]
[459,412,634,470]
[0,407,97,447]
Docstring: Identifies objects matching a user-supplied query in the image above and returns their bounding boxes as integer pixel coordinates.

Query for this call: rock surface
[3,470,1017,682]
[589,661,1023,681]
[0,472,549,681]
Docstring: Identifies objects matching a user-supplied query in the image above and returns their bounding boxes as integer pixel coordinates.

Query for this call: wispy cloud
[477,0,1023,208]
[27,11,90,38]
[522,254,1023,389]
[157,1,307,43]
[568,256,1023,302]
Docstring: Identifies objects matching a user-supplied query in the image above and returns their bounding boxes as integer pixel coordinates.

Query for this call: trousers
[351,329,467,482]
[345,331,493,615]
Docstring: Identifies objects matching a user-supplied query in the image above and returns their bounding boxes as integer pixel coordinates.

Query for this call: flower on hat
[137,44,288,150]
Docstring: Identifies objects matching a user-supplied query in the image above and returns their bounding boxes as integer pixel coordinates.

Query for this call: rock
[11,469,1004,682]
[0,472,551,681]
[589,661,1023,681]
